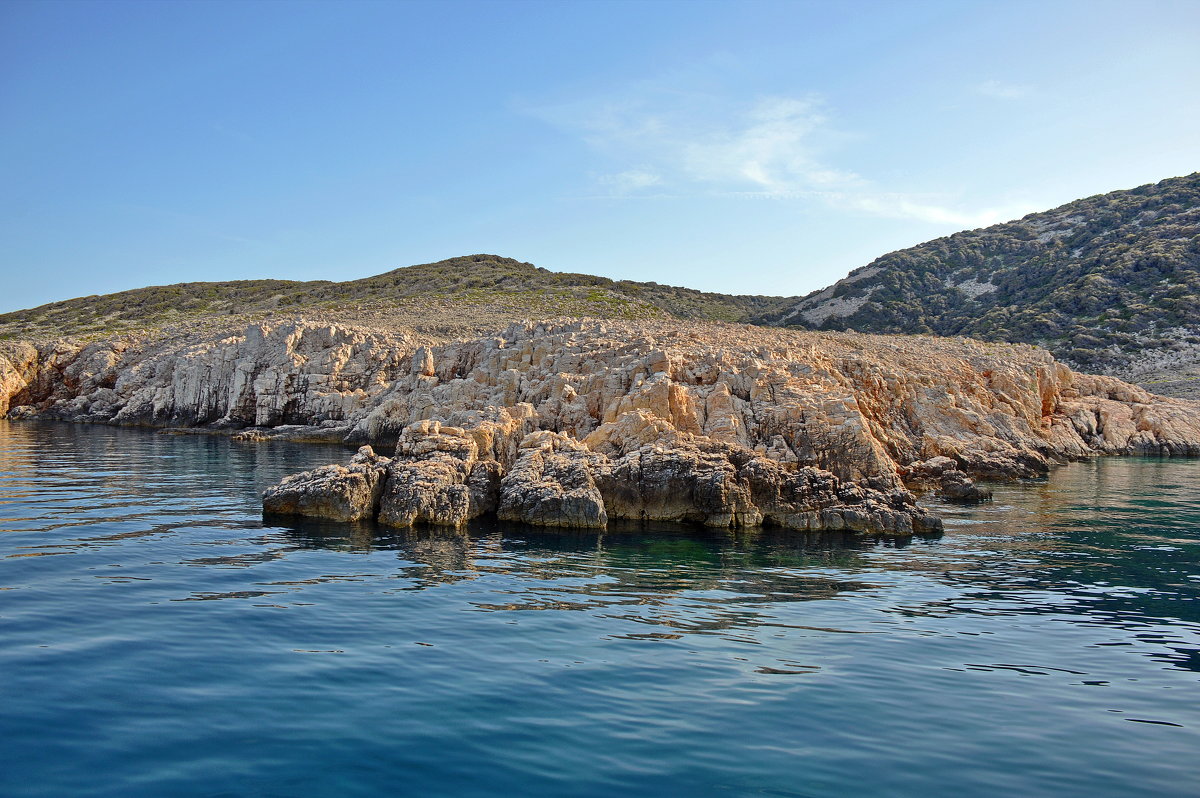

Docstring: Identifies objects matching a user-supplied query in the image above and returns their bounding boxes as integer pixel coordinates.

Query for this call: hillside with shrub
[0,255,795,342]
[761,174,1200,386]
[5,176,1199,394]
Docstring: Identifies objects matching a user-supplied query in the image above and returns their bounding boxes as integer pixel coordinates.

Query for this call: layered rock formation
[2,323,417,432]
[5,317,1200,534]
[261,445,392,521]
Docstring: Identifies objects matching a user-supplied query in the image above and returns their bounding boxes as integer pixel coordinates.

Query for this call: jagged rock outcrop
[265,423,938,533]
[262,445,391,521]
[377,455,478,527]
[497,432,609,528]
[6,317,1200,535]
[906,456,992,503]
[0,342,40,418]
[0,322,417,431]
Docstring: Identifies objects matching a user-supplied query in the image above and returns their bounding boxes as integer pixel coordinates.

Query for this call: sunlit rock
[4,317,1199,535]
[262,445,390,521]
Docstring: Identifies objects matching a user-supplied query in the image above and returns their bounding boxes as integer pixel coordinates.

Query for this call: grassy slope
[0,255,795,341]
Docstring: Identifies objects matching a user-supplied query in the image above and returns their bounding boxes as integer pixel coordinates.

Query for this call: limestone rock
[262,445,390,521]
[497,432,608,528]
[596,443,760,527]
[378,455,474,528]
[1,321,414,428]
[905,456,992,503]
[938,470,993,503]
[0,342,39,417]
[7,405,37,420]
[6,316,1200,536]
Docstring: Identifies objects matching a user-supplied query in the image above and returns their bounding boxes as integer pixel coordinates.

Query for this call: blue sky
[2,0,1198,312]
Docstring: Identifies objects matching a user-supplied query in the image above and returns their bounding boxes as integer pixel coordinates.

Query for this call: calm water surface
[1,420,1198,797]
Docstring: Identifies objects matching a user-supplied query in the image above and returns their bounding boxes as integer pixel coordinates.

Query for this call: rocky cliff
[4,318,1200,535]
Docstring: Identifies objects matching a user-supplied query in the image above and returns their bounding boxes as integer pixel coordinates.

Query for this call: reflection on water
[1,420,1199,798]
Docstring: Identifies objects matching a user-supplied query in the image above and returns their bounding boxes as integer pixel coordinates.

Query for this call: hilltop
[761,173,1200,392]
[0,254,794,343]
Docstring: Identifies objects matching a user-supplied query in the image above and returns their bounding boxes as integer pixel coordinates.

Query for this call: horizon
[2,0,1199,313]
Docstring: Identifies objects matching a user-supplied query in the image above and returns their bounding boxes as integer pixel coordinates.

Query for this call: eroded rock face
[263,446,390,521]
[593,438,937,534]
[273,424,941,534]
[0,342,39,418]
[0,322,415,430]
[6,317,1200,534]
[378,455,493,528]
[497,433,608,528]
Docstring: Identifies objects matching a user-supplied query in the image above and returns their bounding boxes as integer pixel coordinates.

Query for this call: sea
[1,420,1198,797]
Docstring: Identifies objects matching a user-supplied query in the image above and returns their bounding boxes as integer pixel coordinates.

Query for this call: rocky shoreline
[4,317,1200,535]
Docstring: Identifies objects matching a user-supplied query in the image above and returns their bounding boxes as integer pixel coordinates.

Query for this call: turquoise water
[1,420,1198,798]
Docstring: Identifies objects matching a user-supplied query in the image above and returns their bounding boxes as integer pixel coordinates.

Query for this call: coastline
[5,317,1200,535]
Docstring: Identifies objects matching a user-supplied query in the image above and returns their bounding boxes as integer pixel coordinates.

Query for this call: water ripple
[1,421,1199,797]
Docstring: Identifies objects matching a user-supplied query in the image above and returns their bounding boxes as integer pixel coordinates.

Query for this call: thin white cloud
[538,93,861,197]
[533,87,1036,226]
[676,97,849,192]
[598,169,662,193]
[974,80,1032,100]
[833,193,1040,227]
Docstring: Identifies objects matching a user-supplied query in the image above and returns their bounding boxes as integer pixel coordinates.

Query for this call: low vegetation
[761,173,1200,379]
[0,255,795,342]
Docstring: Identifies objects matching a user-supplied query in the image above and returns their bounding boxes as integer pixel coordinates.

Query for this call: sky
[2,0,1198,312]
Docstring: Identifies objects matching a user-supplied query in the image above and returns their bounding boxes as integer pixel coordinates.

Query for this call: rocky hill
[4,177,1200,535]
[761,173,1200,393]
[0,254,795,343]
[5,174,1198,397]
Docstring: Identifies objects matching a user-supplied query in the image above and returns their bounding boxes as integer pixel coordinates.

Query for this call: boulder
[262,445,390,521]
[497,433,608,528]
[377,455,503,528]
[939,470,993,503]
